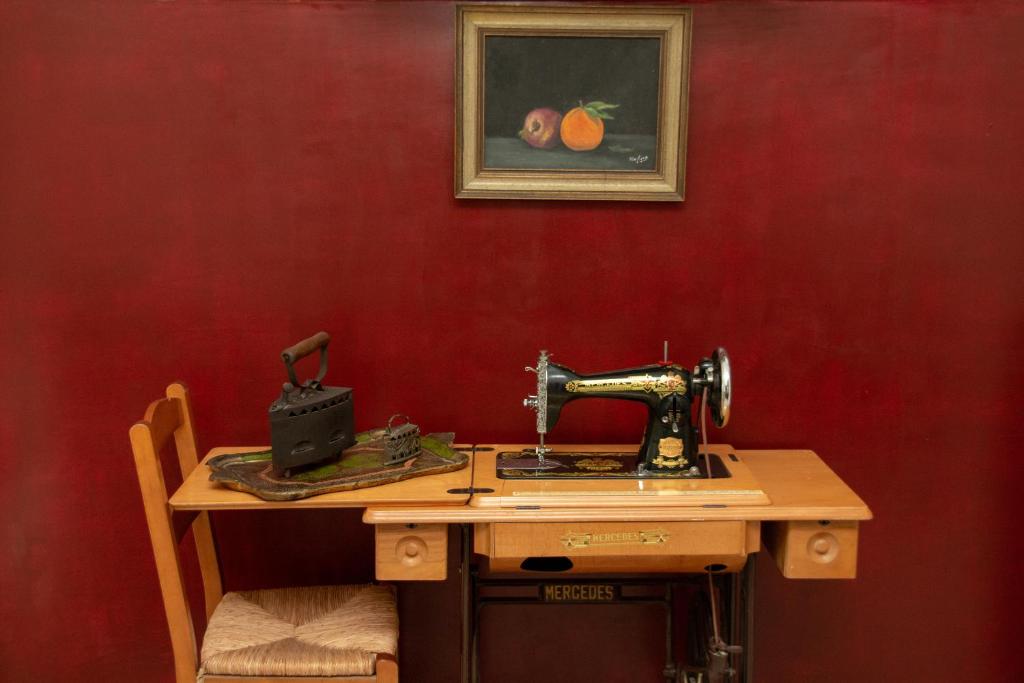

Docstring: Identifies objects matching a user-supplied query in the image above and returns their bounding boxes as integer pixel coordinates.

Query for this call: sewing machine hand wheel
[281,331,330,389]
[694,347,731,429]
[709,348,731,428]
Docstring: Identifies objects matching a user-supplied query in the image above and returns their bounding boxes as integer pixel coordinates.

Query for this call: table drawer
[375,523,448,581]
[764,520,859,579]
[483,521,752,559]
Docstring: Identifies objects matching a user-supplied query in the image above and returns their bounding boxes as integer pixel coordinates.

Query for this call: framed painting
[455,4,692,201]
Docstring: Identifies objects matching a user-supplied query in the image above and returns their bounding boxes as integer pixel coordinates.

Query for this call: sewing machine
[481,346,770,510]
[522,345,731,473]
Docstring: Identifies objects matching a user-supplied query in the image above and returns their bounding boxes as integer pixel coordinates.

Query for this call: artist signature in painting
[629,154,650,166]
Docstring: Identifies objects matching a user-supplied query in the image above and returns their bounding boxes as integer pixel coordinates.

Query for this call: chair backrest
[130,382,223,683]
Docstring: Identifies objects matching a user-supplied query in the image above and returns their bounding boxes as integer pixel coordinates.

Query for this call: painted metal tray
[208,430,467,501]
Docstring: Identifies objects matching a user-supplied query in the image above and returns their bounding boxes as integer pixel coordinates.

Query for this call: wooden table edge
[361,506,873,524]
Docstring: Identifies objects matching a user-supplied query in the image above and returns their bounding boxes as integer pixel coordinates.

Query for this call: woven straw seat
[132,384,399,682]
[201,584,398,678]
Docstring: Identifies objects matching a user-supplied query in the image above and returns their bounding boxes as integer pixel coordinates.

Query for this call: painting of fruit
[482,35,660,171]
[518,107,563,149]
[457,5,691,200]
[560,101,618,151]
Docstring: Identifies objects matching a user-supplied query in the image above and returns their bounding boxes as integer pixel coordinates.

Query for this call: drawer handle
[520,556,574,572]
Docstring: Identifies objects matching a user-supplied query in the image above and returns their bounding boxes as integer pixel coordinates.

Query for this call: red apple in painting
[518,107,563,149]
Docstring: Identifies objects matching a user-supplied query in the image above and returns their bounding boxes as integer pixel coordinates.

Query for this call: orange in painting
[559,101,619,151]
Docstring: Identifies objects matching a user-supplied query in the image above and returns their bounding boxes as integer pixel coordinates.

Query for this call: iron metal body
[269,332,355,476]
[524,347,732,472]
[382,414,421,466]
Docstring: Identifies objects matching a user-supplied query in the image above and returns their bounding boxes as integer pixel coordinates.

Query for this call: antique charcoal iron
[523,344,731,472]
[382,414,421,466]
[269,331,355,476]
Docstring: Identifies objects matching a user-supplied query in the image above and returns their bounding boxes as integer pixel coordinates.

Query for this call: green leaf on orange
[584,108,615,120]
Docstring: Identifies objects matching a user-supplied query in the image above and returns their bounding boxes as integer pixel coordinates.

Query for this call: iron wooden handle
[281,331,330,387]
[282,331,330,364]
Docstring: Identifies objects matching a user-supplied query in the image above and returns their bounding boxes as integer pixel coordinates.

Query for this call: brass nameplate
[561,528,670,549]
[575,457,621,471]
[565,372,686,398]
[653,438,686,468]
[657,437,683,457]
[541,584,619,602]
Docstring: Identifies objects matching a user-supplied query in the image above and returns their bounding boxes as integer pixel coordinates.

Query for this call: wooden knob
[807,532,839,564]
[397,536,427,567]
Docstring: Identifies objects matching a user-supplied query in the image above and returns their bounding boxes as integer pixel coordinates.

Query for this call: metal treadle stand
[459,525,756,683]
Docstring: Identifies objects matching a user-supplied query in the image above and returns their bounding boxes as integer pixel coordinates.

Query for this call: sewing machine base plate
[469,446,771,508]
[496,451,731,479]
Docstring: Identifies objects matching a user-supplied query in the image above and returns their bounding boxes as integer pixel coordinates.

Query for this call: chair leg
[376,653,398,683]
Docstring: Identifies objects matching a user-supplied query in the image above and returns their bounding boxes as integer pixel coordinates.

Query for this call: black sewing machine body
[544,361,698,470]
[524,347,731,473]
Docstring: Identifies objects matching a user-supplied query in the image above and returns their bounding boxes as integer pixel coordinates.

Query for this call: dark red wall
[2,1,1022,681]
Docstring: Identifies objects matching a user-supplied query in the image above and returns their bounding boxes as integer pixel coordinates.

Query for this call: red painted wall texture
[2,1,1022,681]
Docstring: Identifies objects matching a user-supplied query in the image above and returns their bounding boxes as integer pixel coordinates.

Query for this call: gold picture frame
[455,3,692,201]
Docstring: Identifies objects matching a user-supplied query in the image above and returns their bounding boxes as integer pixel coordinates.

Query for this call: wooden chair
[130,382,399,683]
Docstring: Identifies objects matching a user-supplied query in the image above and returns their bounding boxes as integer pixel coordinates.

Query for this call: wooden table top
[364,445,872,524]
[169,446,474,511]
[170,444,871,524]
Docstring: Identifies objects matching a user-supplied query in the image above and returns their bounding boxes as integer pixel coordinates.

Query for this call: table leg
[725,557,756,682]
[663,581,678,683]
[460,524,473,683]
[740,557,756,682]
